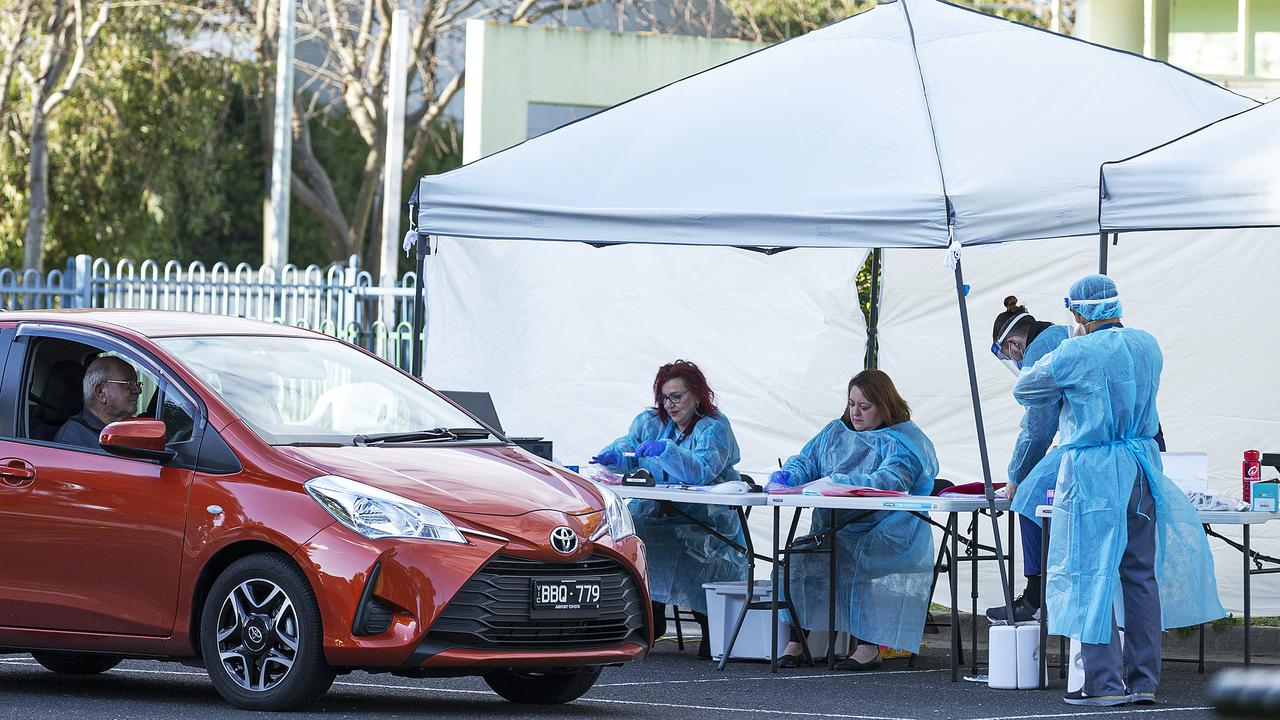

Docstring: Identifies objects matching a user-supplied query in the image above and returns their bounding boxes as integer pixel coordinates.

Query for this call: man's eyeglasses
[104,380,143,391]
[660,391,688,406]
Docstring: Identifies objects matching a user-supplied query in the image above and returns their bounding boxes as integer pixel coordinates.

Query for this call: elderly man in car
[54,356,142,449]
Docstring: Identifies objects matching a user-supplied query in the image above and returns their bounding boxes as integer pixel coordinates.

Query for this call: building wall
[1169,0,1280,77]
[462,21,768,163]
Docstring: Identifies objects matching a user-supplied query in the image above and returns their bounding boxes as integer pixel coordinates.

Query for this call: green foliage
[0,8,462,271]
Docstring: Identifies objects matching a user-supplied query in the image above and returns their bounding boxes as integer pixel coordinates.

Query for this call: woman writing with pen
[590,359,747,658]
[768,369,938,671]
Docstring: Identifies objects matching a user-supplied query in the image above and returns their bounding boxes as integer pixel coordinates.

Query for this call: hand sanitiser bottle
[1243,450,1261,503]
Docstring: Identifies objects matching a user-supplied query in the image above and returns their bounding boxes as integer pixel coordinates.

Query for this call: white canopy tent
[1101,99,1279,233]
[409,0,1254,627]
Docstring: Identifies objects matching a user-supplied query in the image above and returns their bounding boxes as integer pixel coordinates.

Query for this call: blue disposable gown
[596,410,747,614]
[1011,327,1225,643]
[1008,325,1070,489]
[774,419,937,651]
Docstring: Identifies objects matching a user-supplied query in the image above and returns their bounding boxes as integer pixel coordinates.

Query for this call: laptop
[439,390,546,444]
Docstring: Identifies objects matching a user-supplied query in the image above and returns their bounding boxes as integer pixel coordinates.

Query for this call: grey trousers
[1081,472,1161,696]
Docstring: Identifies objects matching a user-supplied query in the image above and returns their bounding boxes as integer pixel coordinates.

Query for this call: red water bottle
[1243,450,1261,502]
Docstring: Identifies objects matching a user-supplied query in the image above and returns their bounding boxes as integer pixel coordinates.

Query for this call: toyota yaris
[0,311,648,710]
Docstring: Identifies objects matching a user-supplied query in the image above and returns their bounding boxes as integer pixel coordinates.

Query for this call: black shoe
[1062,689,1128,707]
[694,612,711,659]
[697,635,711,660]
[776,652,805,668]
[984,594,1040,624]
[834,650,882,672]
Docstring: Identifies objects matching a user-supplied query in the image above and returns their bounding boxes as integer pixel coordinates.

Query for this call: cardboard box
[1250,481,1278,512]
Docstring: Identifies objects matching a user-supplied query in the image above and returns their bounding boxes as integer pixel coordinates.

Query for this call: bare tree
[11,0,112,271]
[220,0,696,274]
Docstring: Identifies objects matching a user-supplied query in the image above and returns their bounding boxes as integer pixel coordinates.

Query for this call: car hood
[277,444,601,517]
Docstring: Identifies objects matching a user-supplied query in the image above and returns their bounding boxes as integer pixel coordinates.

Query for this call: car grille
[425,555,646,649]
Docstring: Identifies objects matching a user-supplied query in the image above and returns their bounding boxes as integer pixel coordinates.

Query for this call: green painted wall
[1167,0,1280,77]
[462,21,769,162]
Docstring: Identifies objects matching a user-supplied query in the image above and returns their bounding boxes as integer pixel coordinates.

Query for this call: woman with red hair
[591,360,746,658]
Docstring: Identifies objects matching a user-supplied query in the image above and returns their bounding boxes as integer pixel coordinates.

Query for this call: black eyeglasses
[660,391,688,406]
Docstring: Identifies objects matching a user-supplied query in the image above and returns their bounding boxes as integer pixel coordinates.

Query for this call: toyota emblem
[247,626,264,644]
[550,526,578,555]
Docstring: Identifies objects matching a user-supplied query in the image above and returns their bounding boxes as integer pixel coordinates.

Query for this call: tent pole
[412,234,428,378]
[953,257,1016,622]
[865,248,883,369]
[1098,232,1109,274]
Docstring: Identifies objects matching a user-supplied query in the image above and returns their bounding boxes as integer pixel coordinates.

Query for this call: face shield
[1064,294,1122,335]
[991,312,1029,377]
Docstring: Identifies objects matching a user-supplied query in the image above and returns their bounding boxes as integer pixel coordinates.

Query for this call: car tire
[484,666,602,704]
[29,651,122,674]
[199,553,335,711]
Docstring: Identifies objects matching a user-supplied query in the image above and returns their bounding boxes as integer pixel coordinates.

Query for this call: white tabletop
[607,484,769,506]
[1034,504,1280,525]
[766,494,1011,512]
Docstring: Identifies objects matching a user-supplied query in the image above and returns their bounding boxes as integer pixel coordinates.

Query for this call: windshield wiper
[353,427,491,446]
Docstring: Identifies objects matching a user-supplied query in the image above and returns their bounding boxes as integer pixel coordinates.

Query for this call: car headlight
[590,484,635,541]
[305,475,465,543]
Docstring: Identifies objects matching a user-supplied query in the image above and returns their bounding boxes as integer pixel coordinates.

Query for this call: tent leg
[1098,232,1109,274]
[952,258,1015,622]
[865,248,883,369]
[412,234,429,378]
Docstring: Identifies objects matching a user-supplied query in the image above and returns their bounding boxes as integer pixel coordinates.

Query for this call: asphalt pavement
[0,637,1226,720]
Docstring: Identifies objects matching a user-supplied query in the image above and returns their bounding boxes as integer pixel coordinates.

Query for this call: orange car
[0,311,649,710]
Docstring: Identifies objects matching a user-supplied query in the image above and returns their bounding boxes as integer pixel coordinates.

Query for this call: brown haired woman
[767,369,937,671]
[591,360,747,659]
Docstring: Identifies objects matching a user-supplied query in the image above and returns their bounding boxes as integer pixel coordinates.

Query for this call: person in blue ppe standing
[985,296,1070,623]
[591,359,746,659]
[1012,275,1224,707]
[766,369,937,671]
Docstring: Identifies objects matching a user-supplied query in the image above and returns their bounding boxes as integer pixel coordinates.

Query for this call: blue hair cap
[1067,274,1123,321]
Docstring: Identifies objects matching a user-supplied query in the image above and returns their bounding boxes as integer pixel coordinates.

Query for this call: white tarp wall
[424,238,868,476]
[880,230,1280,616]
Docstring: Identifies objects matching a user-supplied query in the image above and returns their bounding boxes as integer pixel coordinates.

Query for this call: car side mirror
[100,419,176,463]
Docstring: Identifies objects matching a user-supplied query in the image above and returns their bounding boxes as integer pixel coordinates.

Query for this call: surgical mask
[991,312,1029,377]
[1071,322,1088,337]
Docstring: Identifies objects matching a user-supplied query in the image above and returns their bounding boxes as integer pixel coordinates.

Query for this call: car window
[23,337,197,450]
[157,335,485,445]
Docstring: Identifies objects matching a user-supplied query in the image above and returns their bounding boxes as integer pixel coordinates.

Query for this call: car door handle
[0,458,36,487]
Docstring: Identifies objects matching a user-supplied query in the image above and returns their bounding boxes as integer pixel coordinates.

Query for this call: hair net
[1067,274,1123,321]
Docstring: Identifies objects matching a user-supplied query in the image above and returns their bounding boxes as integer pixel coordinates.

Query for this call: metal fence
[0,255,422,370]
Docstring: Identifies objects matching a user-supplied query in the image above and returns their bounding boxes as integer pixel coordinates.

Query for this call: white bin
[702,581,790,661]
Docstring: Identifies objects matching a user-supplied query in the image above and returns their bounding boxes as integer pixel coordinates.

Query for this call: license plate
[531,577,601,619]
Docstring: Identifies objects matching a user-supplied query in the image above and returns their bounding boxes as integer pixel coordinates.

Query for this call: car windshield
[157,335,488,445]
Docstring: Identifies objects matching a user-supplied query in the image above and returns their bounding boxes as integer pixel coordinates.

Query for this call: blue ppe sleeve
[651,418,736,486]
[1013,347,1068,409]
[597,411,655,473]
[781,432,827,486]
[1008,400,1061,485]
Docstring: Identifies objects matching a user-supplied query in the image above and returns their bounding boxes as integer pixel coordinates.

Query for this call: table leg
[950,512,960,682]
[1007,510,1016,605]
[828,507,837,671]
[970,511,978,677]
[771,505,780,674]
[718,507,755,671]
[1244,524,1251,667]
[1039,516,1049,688]
[1198,623,1205,674]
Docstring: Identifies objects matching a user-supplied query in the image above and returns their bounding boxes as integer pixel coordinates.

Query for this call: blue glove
[635,439,667,458]
[768,470,792,486]
[590,451,621,467]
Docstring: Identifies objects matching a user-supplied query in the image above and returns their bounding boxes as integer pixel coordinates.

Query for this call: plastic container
[1244,450,1261,503]
[701,581,789,661]
[988,623,1041,689]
